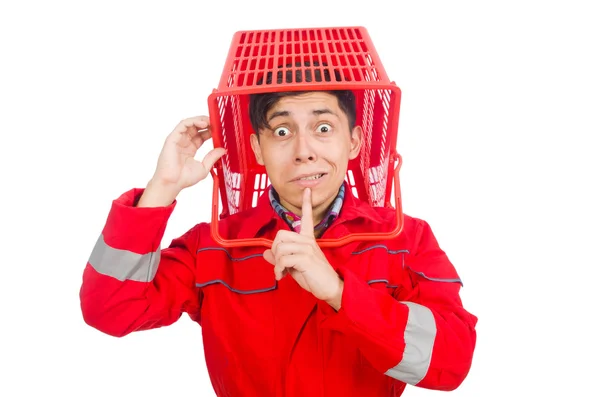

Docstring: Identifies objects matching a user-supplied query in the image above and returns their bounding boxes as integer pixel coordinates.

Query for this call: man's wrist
[325,278,344,311]
[137,180,180,208]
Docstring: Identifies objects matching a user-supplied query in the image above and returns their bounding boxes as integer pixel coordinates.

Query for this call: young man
[80,88,477,396]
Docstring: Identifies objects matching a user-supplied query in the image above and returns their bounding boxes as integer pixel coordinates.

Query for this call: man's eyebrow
[313,108,338,117]
[267,111,290,122]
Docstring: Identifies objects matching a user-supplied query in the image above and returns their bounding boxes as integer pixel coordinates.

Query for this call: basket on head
[207,26,403,248]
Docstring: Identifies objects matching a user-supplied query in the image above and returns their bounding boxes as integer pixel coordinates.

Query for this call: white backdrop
[1,1,599,396]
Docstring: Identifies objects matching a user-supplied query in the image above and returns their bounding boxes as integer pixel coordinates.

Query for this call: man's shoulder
[195,205,268,242]
[220,205,266,224]
[360,206,431,246]
[369,205,424,227]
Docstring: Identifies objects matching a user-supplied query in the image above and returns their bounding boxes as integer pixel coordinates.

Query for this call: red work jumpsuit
[80,184,477,396]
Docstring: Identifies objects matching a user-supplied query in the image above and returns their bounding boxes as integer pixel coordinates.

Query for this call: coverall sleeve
[319,220,477,391]
[79,188,201,337]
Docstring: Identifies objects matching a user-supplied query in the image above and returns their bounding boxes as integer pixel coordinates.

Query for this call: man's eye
[274,127,291,137]
[316,123,332,133]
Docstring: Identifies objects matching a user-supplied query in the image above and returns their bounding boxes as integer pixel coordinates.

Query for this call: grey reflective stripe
[88,234,160,282]
[385,301,436,385]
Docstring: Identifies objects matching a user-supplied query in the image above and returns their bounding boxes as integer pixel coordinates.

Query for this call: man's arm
[319,220,477,391]
[80,188,201,337]
[80,116,226,337]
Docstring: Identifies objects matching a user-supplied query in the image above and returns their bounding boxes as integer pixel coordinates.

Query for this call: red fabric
[80,184,477,396]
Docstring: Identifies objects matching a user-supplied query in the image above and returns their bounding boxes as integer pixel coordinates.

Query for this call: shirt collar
[269,183,345,235]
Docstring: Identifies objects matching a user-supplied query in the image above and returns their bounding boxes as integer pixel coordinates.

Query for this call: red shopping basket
[207,26,403,248]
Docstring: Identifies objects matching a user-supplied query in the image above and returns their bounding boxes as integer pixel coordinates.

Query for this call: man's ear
[250,133,264,165]
[348,126,363,160]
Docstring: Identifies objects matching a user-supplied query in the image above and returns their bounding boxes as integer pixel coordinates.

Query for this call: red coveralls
[80,184,477,396]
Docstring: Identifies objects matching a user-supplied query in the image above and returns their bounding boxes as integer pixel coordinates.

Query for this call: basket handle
[210,155,404,248]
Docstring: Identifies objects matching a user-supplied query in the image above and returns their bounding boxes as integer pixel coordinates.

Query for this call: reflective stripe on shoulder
[385,301,436,385]
[88,234,160,282]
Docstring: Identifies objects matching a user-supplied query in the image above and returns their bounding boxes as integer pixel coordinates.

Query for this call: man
[80,87,477,396]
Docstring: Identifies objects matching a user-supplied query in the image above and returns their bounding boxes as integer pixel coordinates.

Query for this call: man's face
[250,92,362,219]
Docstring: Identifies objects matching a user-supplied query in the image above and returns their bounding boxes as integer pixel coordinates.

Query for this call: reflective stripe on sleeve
[385,301,437,385]
[88,234,160,282]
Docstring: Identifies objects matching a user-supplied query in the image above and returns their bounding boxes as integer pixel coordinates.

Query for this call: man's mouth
[296,173,325,181]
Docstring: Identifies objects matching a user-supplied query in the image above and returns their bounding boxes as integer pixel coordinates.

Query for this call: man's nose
[293,132,316,163]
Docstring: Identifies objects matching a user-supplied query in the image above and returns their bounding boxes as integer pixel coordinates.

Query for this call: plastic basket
[207,26,403,248]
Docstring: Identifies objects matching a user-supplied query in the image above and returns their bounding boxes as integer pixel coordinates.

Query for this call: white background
[1,0,599,396]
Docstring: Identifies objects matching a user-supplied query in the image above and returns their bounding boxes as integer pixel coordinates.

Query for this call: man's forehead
[267,92,341,117]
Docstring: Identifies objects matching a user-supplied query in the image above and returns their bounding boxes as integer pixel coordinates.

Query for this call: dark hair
[249,62,356,134]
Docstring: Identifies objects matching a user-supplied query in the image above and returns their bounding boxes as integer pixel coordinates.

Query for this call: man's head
[248,66,362,221]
